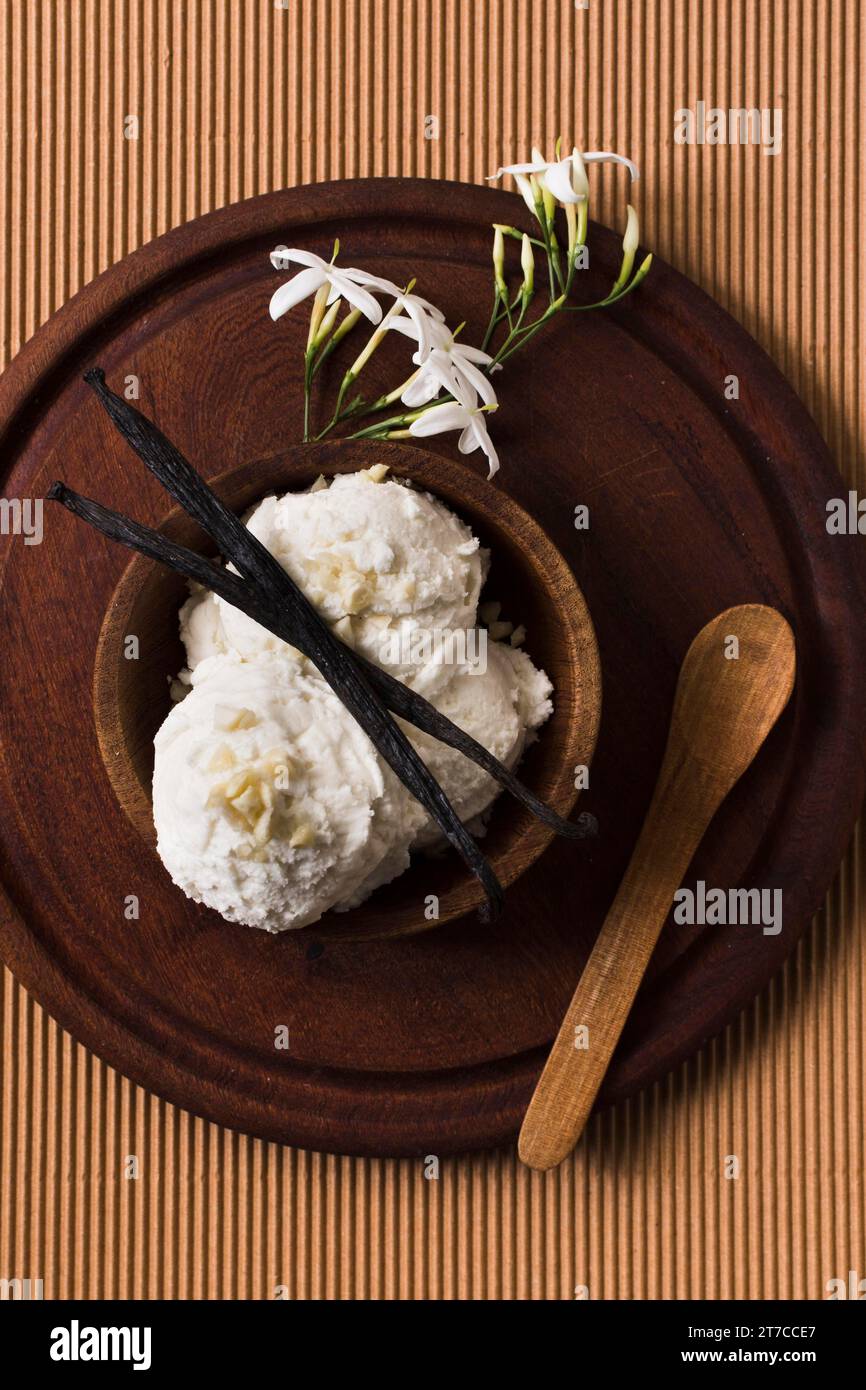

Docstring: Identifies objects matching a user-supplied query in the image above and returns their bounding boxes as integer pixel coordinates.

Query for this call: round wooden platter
[0,179,864,1158]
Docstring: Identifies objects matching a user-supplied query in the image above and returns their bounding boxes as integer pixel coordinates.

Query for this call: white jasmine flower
[510,172,542,213]
[386,316,497,407]
[390,314,492,366]
[541,152,589,205]
[400,345,498,409]
[268,249,383,324]
[348,272,446,358]
[582,149,640,180]
[488,147,639,205]
[409,401,500,479]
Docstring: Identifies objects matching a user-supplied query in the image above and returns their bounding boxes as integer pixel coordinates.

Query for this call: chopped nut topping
[252,807,273,845]
[289,823,315,848]
[223,770,252,801]
[207,743,237,774]
[208,746,310,850]
[213,705,258,732]
[332,615,355,645]
[361,463,389,483]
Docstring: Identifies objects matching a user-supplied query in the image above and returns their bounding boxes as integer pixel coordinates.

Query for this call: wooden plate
[0,179,863,1157]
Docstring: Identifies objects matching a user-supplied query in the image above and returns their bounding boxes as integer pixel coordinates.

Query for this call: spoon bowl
[519,604,795,1169]
[670,606,796,787]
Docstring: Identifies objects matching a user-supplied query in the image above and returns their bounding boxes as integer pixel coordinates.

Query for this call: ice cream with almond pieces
[153,467,552,930]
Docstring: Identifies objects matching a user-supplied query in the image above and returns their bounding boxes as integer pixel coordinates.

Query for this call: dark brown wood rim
[0,178,864,1157]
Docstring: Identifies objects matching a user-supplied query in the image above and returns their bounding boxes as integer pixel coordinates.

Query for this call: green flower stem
[491,298,566,366]
[315,365,419,439]
[565,206,587,295]
[310,335,340,381]
[483,282,529,351]
[348,410,417,439]
[541,219,556,301]
[481,288,501,351]
[548,230,566,293]
[315,375,353,440]
[313,386,366,441]
[495,224,546,251]
[346,396,453,440]
[533,202,565,301]
[302,350,315,442]
[506,292,530,346]
[564,254,654,313]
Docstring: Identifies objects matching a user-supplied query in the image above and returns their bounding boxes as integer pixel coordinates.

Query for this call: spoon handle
[518,752,716,1171]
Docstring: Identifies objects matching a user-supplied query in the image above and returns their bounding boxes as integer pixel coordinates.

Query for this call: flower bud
[493,225,507,296]
[347,324,387,377]
[623,204,639,256]
[329,307,362,348]
[612,205,640,293]
[520,234,534,296]
[305,283,330,351]
[313,296,342,347]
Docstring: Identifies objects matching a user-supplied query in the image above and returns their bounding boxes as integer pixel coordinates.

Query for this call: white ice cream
[154,467,553,932]
[153,651,425,932]
[179,469,488,695]
[405,642,552,848]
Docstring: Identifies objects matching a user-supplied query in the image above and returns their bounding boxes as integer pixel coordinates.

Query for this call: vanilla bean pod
[79,371,503,921]
[48,480,590,843]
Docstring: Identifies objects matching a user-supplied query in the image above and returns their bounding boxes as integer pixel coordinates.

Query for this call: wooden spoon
[518,604,796,1171]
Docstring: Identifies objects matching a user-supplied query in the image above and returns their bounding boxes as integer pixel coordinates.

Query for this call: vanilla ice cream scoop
[405,641,553,849]
[157,466,555,933]
[180,470,488,691]
[153,651,425,932]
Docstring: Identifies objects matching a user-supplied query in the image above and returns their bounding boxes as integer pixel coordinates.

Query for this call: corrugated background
[1,0,864,1300]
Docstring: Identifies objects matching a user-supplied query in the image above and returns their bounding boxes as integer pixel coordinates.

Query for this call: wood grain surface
[519,606,796,1169]
[1,0,864,1299]
[2,175,862,1158]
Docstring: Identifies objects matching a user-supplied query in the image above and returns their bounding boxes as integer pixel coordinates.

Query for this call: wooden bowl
[92,439,600,939]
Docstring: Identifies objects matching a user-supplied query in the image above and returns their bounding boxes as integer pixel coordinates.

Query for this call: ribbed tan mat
[1,0,863,1299]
